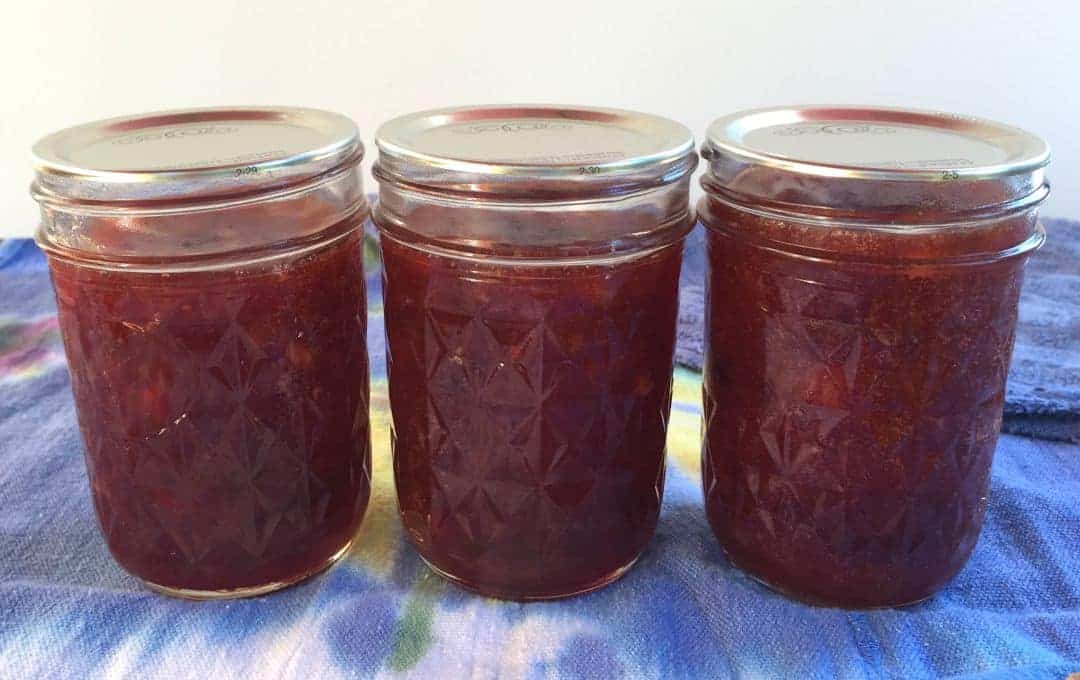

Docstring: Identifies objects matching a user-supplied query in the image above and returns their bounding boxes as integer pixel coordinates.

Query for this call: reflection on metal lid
[374,104,697,197]
[32,106,362,202]
[703,106,1049,182]
[701,106,1050,217]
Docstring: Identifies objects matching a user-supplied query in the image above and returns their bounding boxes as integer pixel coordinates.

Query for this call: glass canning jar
[31,107,372,598]
[698,106,1050,608]
[373,105,698,600]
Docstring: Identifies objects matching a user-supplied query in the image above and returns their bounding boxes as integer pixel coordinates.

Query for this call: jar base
[419,553,640,601]
[722,547,936,610]
[139,537,355,600]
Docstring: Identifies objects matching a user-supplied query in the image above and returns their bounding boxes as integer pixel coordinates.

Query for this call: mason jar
[31,107,372,598]
[698,106,1050,607]
[373,105,697,599]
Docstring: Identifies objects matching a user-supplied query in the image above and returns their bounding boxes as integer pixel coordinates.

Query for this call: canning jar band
[702,180,1050,233]
[30,155,364,218]
[702,214,1046,268]
[35,201,369,274]
[371,159,696,200]
[376,222,690,268]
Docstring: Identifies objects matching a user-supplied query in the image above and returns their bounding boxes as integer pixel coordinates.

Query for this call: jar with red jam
[698,106,1050,608]
[372,105,697,599]
[31,107,372,598]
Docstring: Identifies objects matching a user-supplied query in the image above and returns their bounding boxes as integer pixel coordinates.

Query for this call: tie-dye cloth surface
[1,233,1078,679]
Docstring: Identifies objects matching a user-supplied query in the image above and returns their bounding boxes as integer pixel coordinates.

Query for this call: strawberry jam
[699,107,1050,607]
[32,107,371,597]
[48,225,370,594]
[373,105,697,599]
[382,235,682,599]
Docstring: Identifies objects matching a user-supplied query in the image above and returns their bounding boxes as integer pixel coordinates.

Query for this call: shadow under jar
[698,106,1050,608]
[31,107,373,598]
[373,105,698,600]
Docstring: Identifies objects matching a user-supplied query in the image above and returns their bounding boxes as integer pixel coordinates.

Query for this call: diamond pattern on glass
[702,241,1024,604]
[51,233,371,591]
[385,237,681,596]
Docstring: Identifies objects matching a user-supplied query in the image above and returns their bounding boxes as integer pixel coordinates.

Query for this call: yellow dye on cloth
[346,377,402,577]
[666,367,704,482]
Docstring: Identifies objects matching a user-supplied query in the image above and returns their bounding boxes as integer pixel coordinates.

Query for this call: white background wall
[2,0,1077,238]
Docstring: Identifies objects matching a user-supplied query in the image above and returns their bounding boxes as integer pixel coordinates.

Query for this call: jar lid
[701,106,1050,218]
[32,106,363,203]
[374,104,697,198]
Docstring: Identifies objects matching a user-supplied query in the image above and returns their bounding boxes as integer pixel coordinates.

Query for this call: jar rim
[34,161,369,272]
[700,180,1050,232]
[373,177,695,261]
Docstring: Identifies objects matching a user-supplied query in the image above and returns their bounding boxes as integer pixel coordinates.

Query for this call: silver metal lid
[374,104,697,197]
[702,106,1050,216]
[32,106,363,202]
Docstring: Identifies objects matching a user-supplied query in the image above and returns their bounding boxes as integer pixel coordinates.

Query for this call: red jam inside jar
[32,107,372,597]
[698,107,1050,608]
[373,105,697,599]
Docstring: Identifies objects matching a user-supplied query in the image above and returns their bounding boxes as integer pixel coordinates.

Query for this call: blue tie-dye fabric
[1,234,1078,679]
